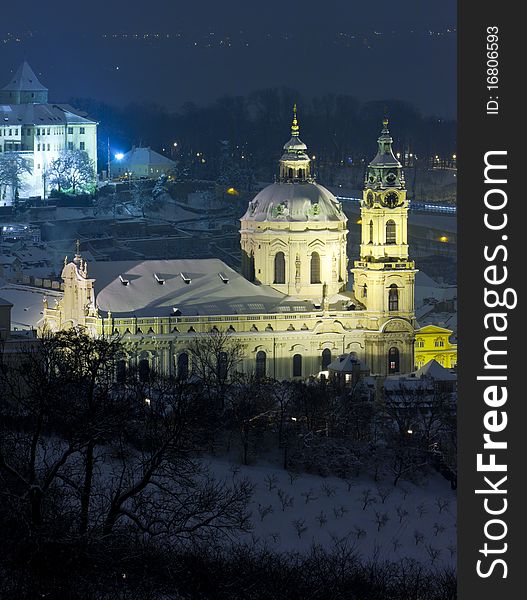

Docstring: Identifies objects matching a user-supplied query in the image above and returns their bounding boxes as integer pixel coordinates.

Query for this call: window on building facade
[177,352,189,380]
[388,284,399,311]
[321,348,332,370]
[68,142,73,150]
[293,353,302,377]
[255,351,266,378]
[80,127,85,134]
[138,359,150,382]
[369,220,374,243]
[274,252,285,284]
[388,347,400,373]
[218,351,228,380]
[116,360,127,383]
[362,284,367,298]
[68,127,73,134]
[310,252,321,284]
[386,220,396,244]
[80,142,85,150]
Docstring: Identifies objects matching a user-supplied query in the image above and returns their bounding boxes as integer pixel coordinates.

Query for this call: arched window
[310,252,321,284]
[386,220,396,244]
[388,284,399,311]
[177,352,189,380]
[255,351,266,378]
[288,167,293,179]
[362,284,367,298]
[274,252,285,284]
[321,348,332,370]
[138,358,150,382]
[388,347,400,374]
[116,360,127,383]
[218,351,228,380]
[293,354,302,377]
[369,220,374,243]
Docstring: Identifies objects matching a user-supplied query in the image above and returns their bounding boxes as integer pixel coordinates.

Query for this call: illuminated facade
[0,62,98,204]
[43,113,417,379]
[414,325,457,370]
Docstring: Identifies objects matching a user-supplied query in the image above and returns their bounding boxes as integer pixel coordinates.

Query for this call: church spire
[279,104,312,183]
[291,103,300,137]
[365,117,405,190]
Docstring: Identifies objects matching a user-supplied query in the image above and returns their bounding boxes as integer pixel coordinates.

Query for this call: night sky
[1,1,456,117]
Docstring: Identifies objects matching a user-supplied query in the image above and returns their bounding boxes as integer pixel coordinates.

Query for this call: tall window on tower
[274,252,286,284]
[388,284,399,311]
[386,220,396,244]
[369,220,374,243]
[310,252,321,284]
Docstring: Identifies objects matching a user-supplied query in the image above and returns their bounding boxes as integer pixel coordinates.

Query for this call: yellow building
[414,325,457,370]
[42,111,418,379]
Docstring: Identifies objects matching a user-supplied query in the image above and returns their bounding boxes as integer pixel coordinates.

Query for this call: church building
[42,110,417,380]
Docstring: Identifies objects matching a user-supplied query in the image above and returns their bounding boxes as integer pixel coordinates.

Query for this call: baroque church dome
[241,104,346,225]
[240,106,349,299]
[244,182,345,223]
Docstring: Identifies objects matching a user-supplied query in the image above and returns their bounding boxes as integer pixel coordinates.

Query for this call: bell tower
[352,118,417,323]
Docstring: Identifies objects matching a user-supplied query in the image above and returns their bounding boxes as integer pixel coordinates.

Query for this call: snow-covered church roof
[83,258,316,318]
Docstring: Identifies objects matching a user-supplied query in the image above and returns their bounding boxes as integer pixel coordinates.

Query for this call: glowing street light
[115,153,125,161]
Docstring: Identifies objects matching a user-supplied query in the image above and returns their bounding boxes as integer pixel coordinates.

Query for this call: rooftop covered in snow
[83,258,318,318]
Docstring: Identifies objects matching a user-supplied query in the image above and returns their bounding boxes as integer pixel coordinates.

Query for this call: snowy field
[204,457,457,567]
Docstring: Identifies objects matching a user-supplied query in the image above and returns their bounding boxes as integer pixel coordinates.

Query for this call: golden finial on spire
[383,116,389,129]
[75,239,80,255]
[291,103,300,137]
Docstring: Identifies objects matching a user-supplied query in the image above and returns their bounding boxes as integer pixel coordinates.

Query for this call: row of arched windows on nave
[115,346,403,383]
[367,220,398,245]
[273,251,325,285]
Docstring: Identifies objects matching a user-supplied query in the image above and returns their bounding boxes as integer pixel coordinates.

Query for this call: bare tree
[46,149,95,194]
[188,330,244,407]
[0,152,32,203]
[0,329,254,557]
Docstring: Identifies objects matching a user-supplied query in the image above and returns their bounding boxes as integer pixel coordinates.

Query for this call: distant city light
[439,236,449,243]
[115,153,125,160]
[452,154,457,159]
[227,187,239,196]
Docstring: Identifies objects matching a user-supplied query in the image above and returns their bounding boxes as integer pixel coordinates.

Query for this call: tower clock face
[386,171,397,183]
[384,191,400,208]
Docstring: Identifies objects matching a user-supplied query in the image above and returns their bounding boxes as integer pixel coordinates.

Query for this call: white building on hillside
[0,62,98,204]
[110,146,176,179]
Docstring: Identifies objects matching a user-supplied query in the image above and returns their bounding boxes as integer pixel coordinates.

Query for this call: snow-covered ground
[204,457,456,567]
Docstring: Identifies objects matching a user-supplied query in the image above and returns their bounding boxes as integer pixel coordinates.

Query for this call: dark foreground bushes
[0,535,456,600]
